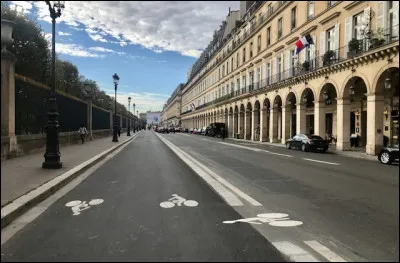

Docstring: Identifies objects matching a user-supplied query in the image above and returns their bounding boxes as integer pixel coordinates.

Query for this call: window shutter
[300,49,305,64]
[344,16,353,58]
[280,53,284,73]
[363,7,371,31]
[319,31,326,56]
[334,23,340,57]
[285,49,291,77]
[393,2,399,35]
[311,35,316,59]
[272,57,276,79]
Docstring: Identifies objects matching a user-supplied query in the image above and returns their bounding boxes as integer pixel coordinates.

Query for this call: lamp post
[112,73,119,142]
[42,1,65,169]
[133,103,136,132]
[127,97,131,136]
[137,110,139,130]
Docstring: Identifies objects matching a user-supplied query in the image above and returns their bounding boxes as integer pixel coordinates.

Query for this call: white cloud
[10,1,32,14]
[31,1,239,58]
[56,43,104,58]
[106,92,167,114]
[59,31,72,36]
[88,46,115,53]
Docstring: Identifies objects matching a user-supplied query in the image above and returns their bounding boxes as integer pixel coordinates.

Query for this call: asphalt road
[159,131,399,262]
[1,131,286,262]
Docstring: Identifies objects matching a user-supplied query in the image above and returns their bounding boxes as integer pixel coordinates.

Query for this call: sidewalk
[1,134,135,207]
[226,137,377,161]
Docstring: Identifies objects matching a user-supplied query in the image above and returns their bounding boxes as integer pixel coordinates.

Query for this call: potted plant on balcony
[323,50,335,66]
[347,38,361,57]
[370,27,385,48]
[302,61,310,71]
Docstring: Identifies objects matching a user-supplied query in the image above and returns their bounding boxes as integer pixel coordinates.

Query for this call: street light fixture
[127,97,131,136]
[42,1,65,169]
[303,92,308,105]
[112,73,119,142]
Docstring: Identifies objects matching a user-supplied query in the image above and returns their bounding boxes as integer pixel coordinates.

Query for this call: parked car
[175,127,181,132]
[286,134,329,153]
[205,126,211,136]
[184,128,189,133]
[193,128,198,134]
[189,128,194,134]
[200,127,207,135]
[378,144,399,164]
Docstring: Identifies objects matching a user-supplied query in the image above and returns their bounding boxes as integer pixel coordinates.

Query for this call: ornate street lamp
[127,97,131,136]
[112,73,119,142]
[303,92,308,105]
[384,76,391,90]
[136,110,139,131]
[42,1,65,169]
[133,103,136,132]
[1,19,16,52]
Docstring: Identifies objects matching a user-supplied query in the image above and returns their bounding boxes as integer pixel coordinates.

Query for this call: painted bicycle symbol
[223,213,303,227]
[65,199,104,216]
[160,194,198,208]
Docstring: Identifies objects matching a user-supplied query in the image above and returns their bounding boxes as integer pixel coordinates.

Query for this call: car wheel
[286,142,291,149]
[379,150,393,164]
[301,143,307,152]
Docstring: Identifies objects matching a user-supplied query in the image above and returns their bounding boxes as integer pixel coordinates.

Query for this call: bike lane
[1,131,286,262]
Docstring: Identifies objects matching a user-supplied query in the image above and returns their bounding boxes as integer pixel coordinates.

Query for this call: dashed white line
[272,241,319,262]
[219,142,293,157]
[304,240,347,262]
[302,158,340,166]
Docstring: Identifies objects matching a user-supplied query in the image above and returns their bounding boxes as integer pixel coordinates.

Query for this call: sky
[9,1,240,114]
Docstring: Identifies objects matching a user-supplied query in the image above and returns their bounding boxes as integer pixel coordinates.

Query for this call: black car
[209,122,226,137]
[286,134,329,153]
[378,144,399,164]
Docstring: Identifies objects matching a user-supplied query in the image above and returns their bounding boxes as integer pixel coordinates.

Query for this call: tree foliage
[1,1,131,116]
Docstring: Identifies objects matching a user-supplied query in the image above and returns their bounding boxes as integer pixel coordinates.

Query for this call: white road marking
[302,158,340,166]
[272,241,319,262]
[219,142,293,157]
[160,194,198,208]
[1,135,136,245]
[304,240,347,262]
[223,213,303,227]
[156,133,244,207]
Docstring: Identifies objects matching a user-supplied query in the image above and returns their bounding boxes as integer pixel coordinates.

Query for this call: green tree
[1,1,51,83]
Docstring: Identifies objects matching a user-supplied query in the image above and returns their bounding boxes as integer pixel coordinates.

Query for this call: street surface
[157,131,399,262]
[1,131,286,262]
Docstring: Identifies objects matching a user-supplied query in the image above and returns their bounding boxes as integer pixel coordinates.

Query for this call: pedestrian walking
[221,127,225,140]
[118,126,121,137]
[78,124,88,144]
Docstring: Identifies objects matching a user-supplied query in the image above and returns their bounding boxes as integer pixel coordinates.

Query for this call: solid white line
[219,142,293,157]
[1,134,137,245]
[160,136,263,207]
[156,133,244,207]
[302,158,340,166]
[304,240,347,262]
[272,241,319,262]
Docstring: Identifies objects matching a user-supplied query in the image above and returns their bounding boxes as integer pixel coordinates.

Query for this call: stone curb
[1,131,141,229]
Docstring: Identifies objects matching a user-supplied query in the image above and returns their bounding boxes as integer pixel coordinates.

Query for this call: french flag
[295,34,314,55]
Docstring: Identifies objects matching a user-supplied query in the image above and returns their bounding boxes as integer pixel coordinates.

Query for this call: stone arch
[273,94,282,108]
[340,71,371,98]
[263,98,271,110]
[254,100,261,111]
[300,87,315,108]
[372,66,399,95]
[285,91,297,108]
[246,101,252,111]
[317,78,340,102]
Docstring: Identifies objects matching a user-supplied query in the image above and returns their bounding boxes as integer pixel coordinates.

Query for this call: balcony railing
[183,25,398,115]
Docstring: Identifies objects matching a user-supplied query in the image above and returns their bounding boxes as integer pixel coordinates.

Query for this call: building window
[278,18,283,39]
[353,12,364,40]
[267,27,271,46]
[291,6,297,30]
[236,78,240,91]
[226,61,229,74]
[236,52,240,68]
[257,35,261,53]
[290,49,296,76]
[326,26,335,51]
[231,57,234,71]
[277,56,282,81]
[266,63,271,85]
[388,2,399,39]
[250,42,253,58]
[327,1,337,8]
[222,65,225,77]
[308,1,314,20]
[242,75,246,89]
[268,4,272,15]
[243,47,246,63]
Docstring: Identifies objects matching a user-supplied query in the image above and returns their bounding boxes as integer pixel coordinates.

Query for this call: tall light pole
[42,1,65,169]
[112,73,119,142]
[127,97,131,136]
[137,110,139,130]
[133,103,136,132]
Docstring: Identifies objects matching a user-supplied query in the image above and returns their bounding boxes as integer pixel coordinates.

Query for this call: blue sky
[10,1,239,114]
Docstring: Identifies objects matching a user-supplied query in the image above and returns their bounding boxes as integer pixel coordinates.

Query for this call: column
[87,99,93,140]
[1,51,17,154]
[233,113,237,137]
[227,114,231,138]
[366,94,384,155]
[269,108,278,142]
[245,110,251,140]
[336,98,351,151]
[251,110,256,141]
[314,102,326,138]
[238,112,243,138]
[281,106,292,144]
[296,104,306,134]
[260,108,268,141]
